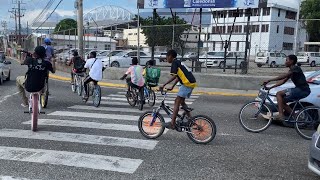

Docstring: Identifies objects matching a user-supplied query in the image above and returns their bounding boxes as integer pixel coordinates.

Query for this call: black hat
[34,46,46,58]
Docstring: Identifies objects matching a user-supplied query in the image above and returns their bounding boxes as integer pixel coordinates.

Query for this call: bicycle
[143,85,156,107]
[126,85,144,111]
[82,80,101,107]
[71,72,85,96]
[239,86,320,140]
[24,92,45,131]
[138,89,217,144]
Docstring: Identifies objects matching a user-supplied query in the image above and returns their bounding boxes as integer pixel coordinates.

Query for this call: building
[205,3,307,55]
[123,28,148,48]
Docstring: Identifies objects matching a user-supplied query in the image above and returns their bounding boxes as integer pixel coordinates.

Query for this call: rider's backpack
[24,58,48,93]
[74,56,85,70]
[146,67,161,87]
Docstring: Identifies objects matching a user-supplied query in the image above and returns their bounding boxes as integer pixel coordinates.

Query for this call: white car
[199,51,245,68]
[256,71,319,113]
[155,52,182,62]
[255,52,287,68]
[297,52,320,67]
[183,52,198,61]
[0,56,11,84]
[102,51,160,68]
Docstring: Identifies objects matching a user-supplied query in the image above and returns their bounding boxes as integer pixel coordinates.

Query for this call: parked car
[255,52,286,68]
[0,58,11,84]
[183,52,198,61]
[297,52,320,67]
[309,125,320,176]
[102,50,160,68]
[97,50,122,60]
[199,51,245,68]
[155,52,182,62]
[255,71,319,116]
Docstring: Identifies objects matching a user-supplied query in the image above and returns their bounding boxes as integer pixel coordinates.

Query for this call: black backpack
[74,56,85,70]
[25,59,48,93]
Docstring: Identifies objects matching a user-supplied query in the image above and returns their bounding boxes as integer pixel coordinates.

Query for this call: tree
[140,13,191,53]
[54,18,77,35]
[300,0,320,42]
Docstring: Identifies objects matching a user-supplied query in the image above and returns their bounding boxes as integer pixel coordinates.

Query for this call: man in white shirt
[83,51,103,101]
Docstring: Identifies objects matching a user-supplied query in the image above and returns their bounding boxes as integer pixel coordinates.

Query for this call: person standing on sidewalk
[160,50,197,129]
[16,46,56,107]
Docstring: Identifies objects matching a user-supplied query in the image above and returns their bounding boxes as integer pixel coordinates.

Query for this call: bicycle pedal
[23,111,30,114]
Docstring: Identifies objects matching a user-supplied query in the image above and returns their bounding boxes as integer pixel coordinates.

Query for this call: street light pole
[293,0,302,54]
[76,0,84,58]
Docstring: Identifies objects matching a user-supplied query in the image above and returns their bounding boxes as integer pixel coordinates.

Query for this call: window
[227,25,243,33]
[128,33,133,35]
[261,24,269,32]
[228,10,242,17]
[284,27,295,35]
[215,11,226,18]
[283,42,293,50]
[134,33,138,35]
[270,53,275,57]
[277,25,279,33]
[252,8,260,16]
[236,42,240,51]
[140,52,147,56]
[262,8,270,16]
[104,44,111,50]
[128,52,137,56]
[244,25,259,33]
[212,41,216,51]
[278,9,281,17]
[285,11,297,20]
[212,26,226,34]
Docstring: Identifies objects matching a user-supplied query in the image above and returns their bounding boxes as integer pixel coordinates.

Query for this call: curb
[49,74,257,97]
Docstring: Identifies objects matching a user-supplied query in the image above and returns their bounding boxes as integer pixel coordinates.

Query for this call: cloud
[22,9,75,25]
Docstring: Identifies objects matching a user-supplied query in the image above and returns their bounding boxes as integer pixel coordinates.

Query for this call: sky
[0,0,300,29]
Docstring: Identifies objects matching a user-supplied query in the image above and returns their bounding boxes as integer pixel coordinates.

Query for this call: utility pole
[10,0,25,46]
[9,9,18,43]
[1,21,7,35]
[76,0,84,57]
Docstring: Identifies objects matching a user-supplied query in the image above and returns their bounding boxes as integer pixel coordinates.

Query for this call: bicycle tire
[239,101,273,133]
[187,115,217,144]
[77,76,83,96]
[138,111,165,139]
[31,94,39,132]
[93,85,101,107]
[137,89,144,111]
[148,89,156,107]
[295,106,320,140]
[71,78,76,93]
[41,80,49,108]
[126,90,137,107]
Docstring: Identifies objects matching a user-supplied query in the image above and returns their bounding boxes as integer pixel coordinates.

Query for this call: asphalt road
[0,58,318,180]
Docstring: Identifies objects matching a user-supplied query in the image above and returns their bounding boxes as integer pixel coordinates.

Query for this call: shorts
[284,88,311,103]
[177,85,193,98]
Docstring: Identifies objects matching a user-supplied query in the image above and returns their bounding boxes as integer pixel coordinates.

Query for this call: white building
[205,3,307,55]
[123,28,148,48]
[51,34,117,51]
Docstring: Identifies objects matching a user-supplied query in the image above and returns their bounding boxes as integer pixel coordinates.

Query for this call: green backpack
[146,67,161,87]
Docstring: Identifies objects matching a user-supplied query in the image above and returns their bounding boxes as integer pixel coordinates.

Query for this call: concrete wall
[56,63,271,90]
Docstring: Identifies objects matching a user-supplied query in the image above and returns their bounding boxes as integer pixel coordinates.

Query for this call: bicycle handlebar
[158,87,168,95]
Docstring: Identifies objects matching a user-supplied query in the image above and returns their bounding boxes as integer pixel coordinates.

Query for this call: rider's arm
[52,59,56,73]
[268,77,290,89]
[120,67,131,80]
[265,72,292,83]
[67,57,74,66]
[168,77,179,90]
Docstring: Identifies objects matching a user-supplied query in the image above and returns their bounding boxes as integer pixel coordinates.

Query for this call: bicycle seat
[181,106,194,112]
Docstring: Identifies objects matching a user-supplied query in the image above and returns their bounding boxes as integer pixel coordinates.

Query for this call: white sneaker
[21,103,28,108]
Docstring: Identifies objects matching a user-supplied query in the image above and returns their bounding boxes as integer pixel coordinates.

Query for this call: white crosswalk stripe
[0,176,40,180]
[2,91,200,174]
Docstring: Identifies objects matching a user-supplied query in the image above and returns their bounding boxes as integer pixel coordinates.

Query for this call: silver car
[309,125,320,176]
[0,52,11,84]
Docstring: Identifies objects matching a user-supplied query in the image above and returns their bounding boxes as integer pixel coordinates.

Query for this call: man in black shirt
[160,50,197,129]
[263,55,310,120]
[16,46,56,107]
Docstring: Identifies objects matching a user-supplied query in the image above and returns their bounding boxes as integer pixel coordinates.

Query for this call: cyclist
[16,46,56,107]
[67,51,85,85]
[263,54,311,120]
[43,37,54,63]
[83,51,103,101]
[160,50,197,130]
[120,57,145,102]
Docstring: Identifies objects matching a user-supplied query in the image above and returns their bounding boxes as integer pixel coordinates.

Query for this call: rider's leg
[276,90,287,119]
[170,96,184,128]
[83,76,91,99]
[181,100,191,118]
[16,76,28,106]
[70,70,74,84]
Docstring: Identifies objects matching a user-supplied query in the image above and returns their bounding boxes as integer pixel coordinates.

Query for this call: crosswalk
[0,90,200,177]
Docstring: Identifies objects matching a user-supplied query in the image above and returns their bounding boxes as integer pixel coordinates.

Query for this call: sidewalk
[51,70,258,97]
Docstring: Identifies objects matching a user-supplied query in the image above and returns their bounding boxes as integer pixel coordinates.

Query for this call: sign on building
[138,0,268,9]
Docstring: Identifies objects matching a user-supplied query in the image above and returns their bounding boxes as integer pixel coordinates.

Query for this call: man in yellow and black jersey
[160,50,197,129]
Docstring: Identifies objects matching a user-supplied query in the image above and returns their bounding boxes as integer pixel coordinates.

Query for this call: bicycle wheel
[31,94,39,132]
[138,111,165,139]
[239,101,273,133]
[187,115,216,144]
[126,90,137,107]
[295,106,320,140]
[71,77,76,93]
[92,85,101,107]
[41,80,49,108]
[76,76,83,96]
[148,89,156,107]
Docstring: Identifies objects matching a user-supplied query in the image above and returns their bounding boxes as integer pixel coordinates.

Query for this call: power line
[31,0,63,33]
[31,0,56,26]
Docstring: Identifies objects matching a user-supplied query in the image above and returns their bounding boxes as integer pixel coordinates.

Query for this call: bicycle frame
[29,92,41,113]
[258,89,306,123]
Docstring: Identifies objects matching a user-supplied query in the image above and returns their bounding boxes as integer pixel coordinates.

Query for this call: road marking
[68,105,183,114]
[107,94,196,101]
[23,119,140,132]
[0,92,19,104]
[101,97,193,105]
[113,93,200,99]
[0,129,158,150]
[218,133,243,137]
[0,176,40,180]
[0,146,142,174]
[48,111,171,122]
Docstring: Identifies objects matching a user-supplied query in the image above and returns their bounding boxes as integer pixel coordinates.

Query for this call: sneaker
[21,103,28,108]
